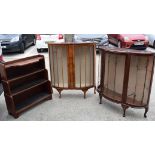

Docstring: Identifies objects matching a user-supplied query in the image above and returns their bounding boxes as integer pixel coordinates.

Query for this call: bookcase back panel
[13,81,51,110]
[9,70,47,93]
[6,58,44,80]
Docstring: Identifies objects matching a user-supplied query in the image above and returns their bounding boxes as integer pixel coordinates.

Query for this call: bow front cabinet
[98,46,154,117]
[48,43,96,98]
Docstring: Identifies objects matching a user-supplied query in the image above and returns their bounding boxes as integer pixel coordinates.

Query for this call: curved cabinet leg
[82,89,88,99]
[99,93,102,104]
[58,90,62,98]
[94,86,96,94]
[122,105,129,117]
[84,91,86,99]
[13,113,19,119]
[56,88,63,98]
[144,107,148,118]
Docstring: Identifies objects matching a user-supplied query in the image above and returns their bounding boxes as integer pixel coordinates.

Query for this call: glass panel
[49,45,54,86]
[85,46,93,87]
[74,45,94,88]
[115,55,126,95]
[74,46,81,88]
[143,56,153,104]
[49,45,68,88]
[80,46,86,87]
[61,46,68,87]
[127,55,153,106]
[53,46,59,87]
[103,53,125,102]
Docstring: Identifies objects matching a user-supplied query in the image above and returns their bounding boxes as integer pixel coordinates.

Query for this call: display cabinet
[98,46,155,117]
[48,42,96,98]
[0,55,52,118]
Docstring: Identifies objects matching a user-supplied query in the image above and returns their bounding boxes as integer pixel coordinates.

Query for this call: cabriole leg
[82,89,88,99]
[84,91,86,99]
[13,113,19,119]
[59,91,62,98]
[99,93,102,104]
[56,88,63,98]
[94,86,96,94]
[144,107,148,118]
[122,105,128,117]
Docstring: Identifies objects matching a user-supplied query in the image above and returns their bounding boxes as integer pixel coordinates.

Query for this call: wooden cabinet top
[99,46,155,56]
[47,42,96,46]
[1,55,44,67]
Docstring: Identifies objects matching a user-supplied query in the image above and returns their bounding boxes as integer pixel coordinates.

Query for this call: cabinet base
[121,105,149,118]
[98,92,149,118]
[54,86,96,99]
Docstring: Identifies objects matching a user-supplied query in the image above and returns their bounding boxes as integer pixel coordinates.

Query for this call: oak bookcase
[0,55,52,118]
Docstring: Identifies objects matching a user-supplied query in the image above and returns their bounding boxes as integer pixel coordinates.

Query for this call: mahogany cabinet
[98,46,155,117]
[48,42,96,98]
[0,55,52,118]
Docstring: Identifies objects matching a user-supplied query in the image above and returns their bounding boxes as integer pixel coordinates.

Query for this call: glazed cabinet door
[126,55,154,106]
[103,52,126,102]
[74,44,95,88]
[49,45,68,88]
